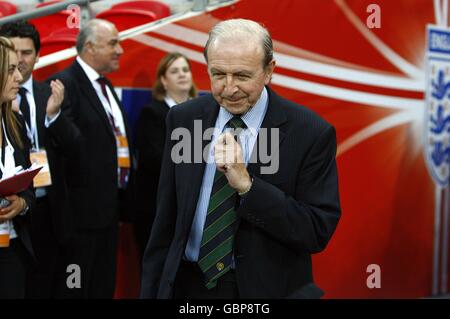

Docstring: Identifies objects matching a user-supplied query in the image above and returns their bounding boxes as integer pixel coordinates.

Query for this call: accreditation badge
[116,134,130,168]
[30,149,52,187]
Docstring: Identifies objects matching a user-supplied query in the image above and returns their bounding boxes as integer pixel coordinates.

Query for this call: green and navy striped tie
[198,116,246,289]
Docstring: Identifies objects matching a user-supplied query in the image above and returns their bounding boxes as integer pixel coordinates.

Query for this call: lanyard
[0,118,13,174]
[96,81,124,136]
[26,119,40,151]
[1,128,5,173]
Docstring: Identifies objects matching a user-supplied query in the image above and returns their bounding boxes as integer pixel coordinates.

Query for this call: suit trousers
[55,224,118,299]
[0,238,29,298]
[173,260,239,299]
[26,195,59,298]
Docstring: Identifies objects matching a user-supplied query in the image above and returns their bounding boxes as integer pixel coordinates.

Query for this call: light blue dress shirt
[184,87,269,262]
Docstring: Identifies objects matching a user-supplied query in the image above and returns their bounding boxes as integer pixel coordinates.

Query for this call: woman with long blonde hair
[0,36,35,299]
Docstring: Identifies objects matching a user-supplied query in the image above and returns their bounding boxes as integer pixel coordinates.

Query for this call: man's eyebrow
[235,71,252,76]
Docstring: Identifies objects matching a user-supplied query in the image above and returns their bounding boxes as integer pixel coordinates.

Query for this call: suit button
[216,262,225,271]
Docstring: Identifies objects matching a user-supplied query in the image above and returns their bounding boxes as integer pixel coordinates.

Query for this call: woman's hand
[0,195,27,222]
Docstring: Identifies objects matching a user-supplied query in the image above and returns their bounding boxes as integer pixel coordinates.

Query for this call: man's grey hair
[203,19,273,68]
[76,19,115,54]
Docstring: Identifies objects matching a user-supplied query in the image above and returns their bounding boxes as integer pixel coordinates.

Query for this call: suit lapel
[247,87,287,179]
[72,62,115,141]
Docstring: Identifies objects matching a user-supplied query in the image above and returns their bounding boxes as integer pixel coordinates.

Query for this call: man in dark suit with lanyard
[0,21,82,298]
[49,19,133,298]
[141,19,341,299]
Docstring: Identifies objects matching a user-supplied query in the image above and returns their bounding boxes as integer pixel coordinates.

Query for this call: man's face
[9,37,39,84]
[207,37,275,115]
[1,50,23,103]
[88,25,123,74]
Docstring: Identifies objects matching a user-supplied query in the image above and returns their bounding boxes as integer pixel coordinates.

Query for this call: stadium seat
[36,0,62,8]
[30,1,72,40]
[96,8,157,32]
[112,0,170,19]
[40,27,78,56]
[0,1,17,17]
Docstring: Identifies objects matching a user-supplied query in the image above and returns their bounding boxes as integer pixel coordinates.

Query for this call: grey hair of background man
[76,19,115,54]
[203,19,273,69]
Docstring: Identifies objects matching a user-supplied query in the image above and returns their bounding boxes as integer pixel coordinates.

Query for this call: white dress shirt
[76,56,127,137]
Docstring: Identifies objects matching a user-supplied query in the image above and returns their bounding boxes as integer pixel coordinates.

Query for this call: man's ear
[264,59,276,85]
[85,41,95,54]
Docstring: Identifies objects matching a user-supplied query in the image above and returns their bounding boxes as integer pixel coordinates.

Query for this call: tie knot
[19,87,27,97]
[228,116,246,129]
[97,77,107,85]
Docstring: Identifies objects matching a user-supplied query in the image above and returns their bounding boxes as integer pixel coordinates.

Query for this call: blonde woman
[0,36,35,299]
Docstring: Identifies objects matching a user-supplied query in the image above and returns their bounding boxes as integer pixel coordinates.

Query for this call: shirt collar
[164,95,177,108]
[216,86,268,136]
[21,76,33,94]
[77,56,101,83]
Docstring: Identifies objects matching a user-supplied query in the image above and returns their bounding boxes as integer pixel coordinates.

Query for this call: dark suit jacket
[1,112,35,256]
[30,80,82,244]
[48,60,133,229]
[140,87,341,299]
[133,99,169,247]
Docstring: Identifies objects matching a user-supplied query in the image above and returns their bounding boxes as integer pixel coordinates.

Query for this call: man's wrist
[45,109,61,127]
[238,177,253,196]
[47,110,58,120]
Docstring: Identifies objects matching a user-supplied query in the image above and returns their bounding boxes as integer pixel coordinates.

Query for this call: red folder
[0,166,43,197]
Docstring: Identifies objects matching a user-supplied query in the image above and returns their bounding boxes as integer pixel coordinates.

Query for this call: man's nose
[223,75,238,95]
[16,52,23,61]
[116,44,124,55]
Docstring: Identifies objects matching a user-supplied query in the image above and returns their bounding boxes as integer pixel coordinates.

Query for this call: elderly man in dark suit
[140,18,341,299]
[49,19,133,298]
[0,21,82,299]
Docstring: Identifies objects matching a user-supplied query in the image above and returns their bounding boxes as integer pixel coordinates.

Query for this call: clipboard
[0,166,42,197]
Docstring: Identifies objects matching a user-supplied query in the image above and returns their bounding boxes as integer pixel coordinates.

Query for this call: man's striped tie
[198,116,247,289]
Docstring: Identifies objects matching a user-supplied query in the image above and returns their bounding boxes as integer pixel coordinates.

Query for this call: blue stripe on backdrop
[121,88,152,142]
[121,89,209,142]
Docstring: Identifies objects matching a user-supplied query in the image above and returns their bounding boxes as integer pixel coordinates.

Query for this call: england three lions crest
[425,26,450,187]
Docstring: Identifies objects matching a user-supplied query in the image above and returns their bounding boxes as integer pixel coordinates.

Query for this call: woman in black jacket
[0,36,35,299]
[134,52,197,259]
